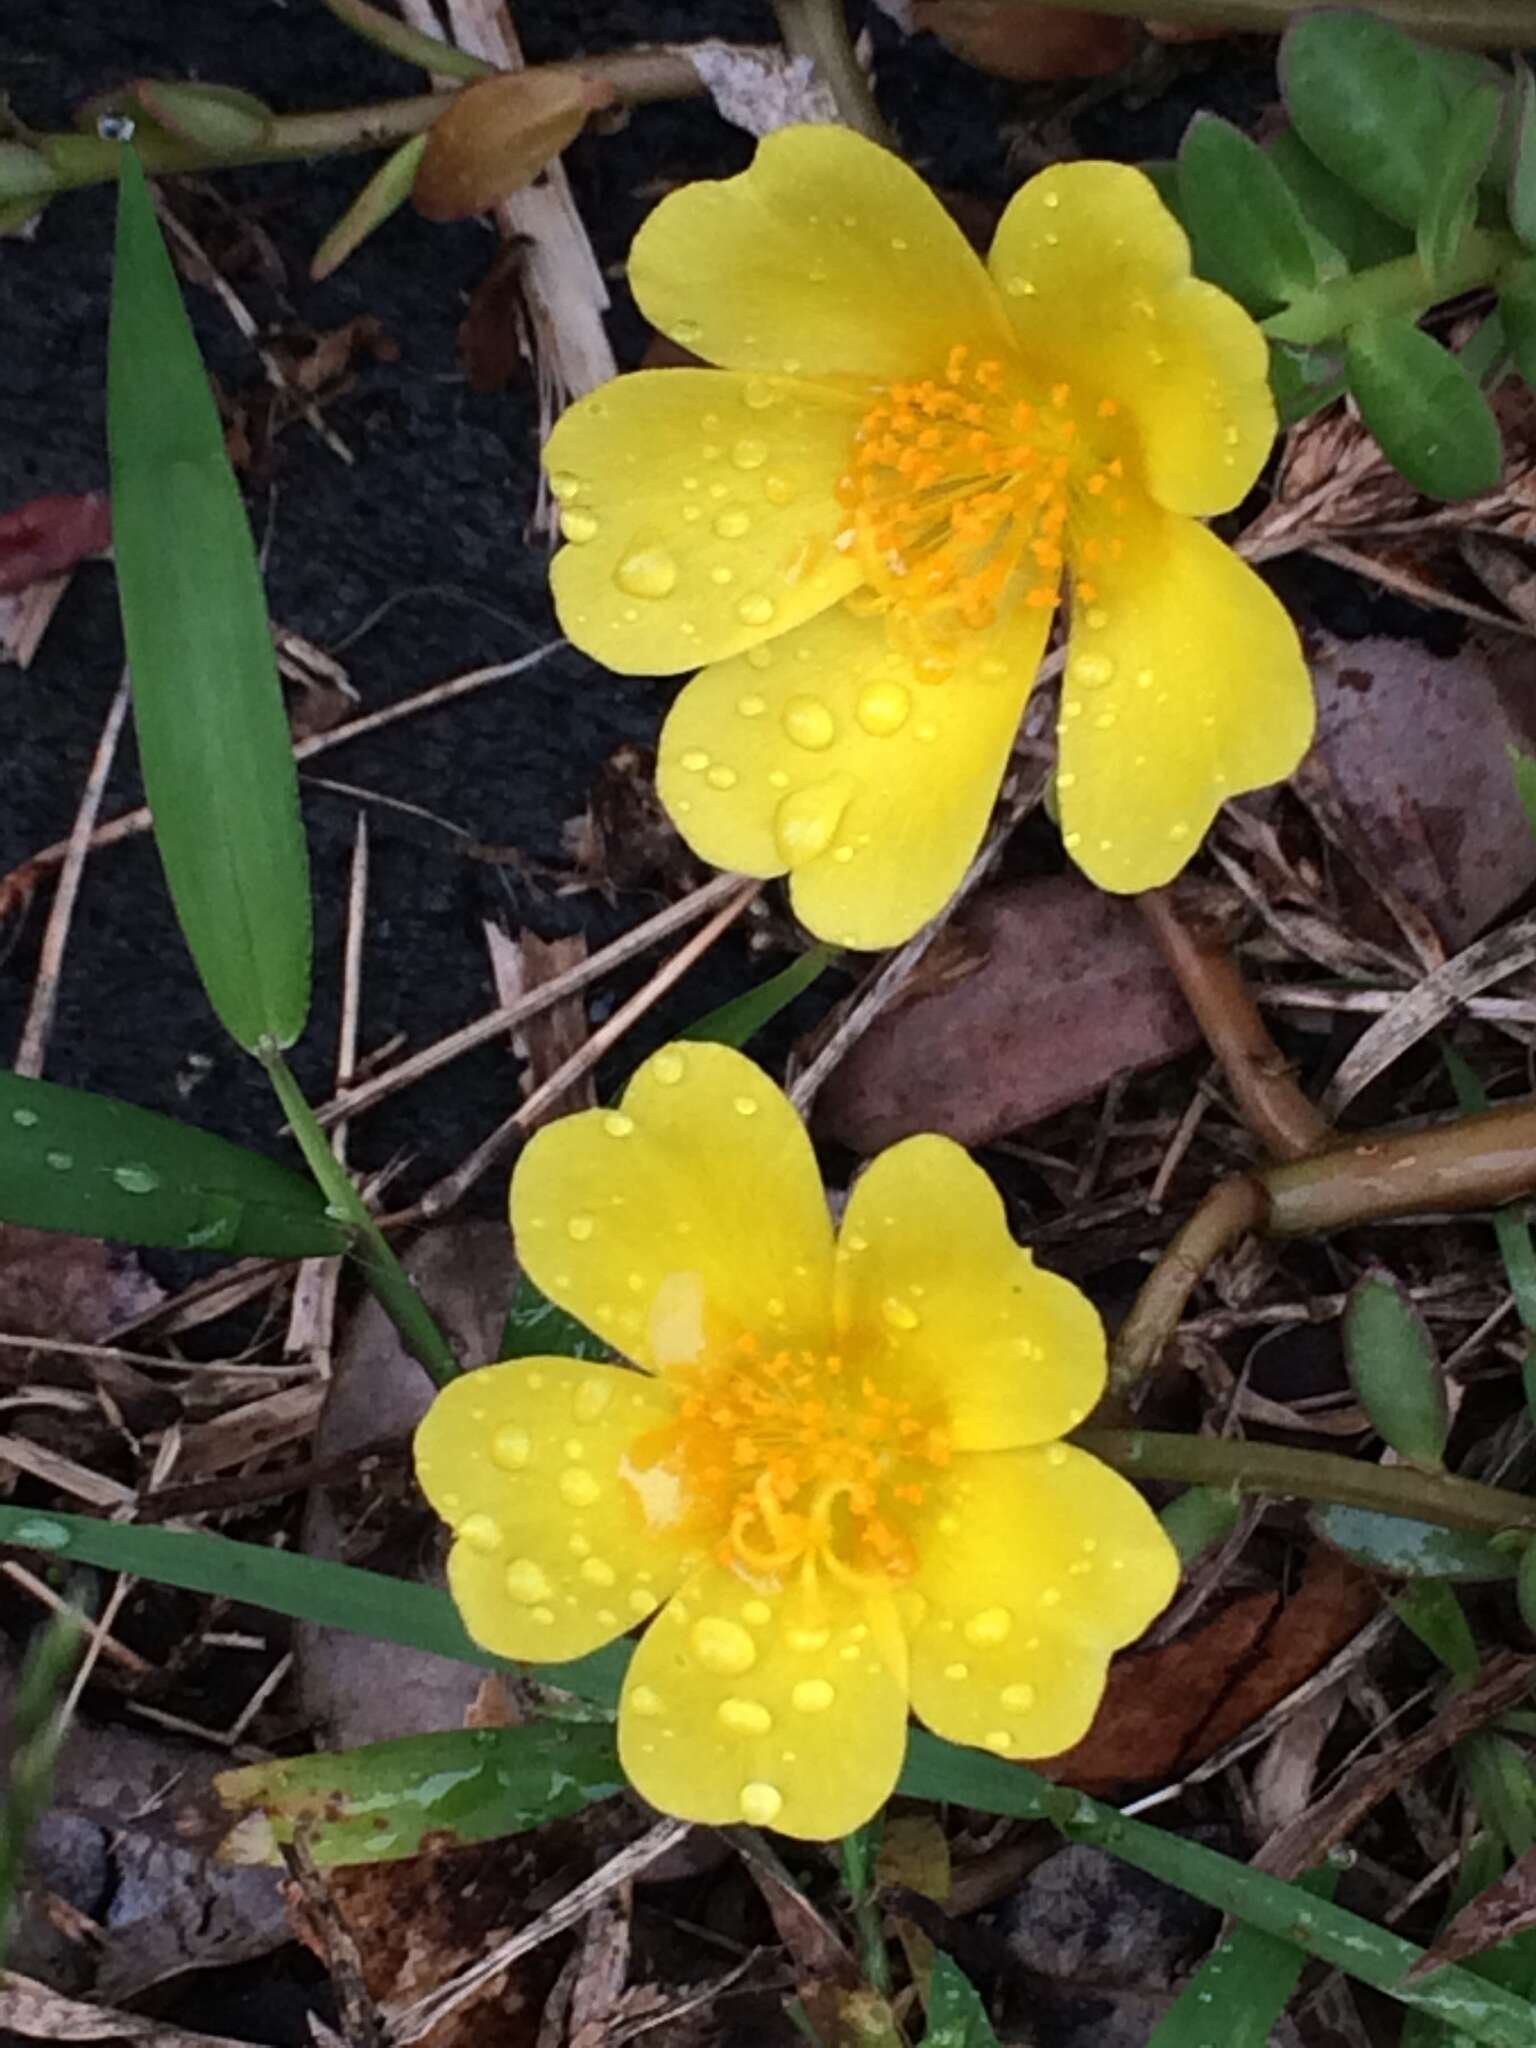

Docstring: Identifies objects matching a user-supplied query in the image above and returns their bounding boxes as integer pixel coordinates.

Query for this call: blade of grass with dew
[1149,1865,1338,2048]
[107,144,311,1052]
[7,1509,1536,2039]
[215,1721,623,1866]
[0,1505,626,1702]
[919,1952,1000,2047]
[0,1071,348,1258]
[0,1607,81,1965]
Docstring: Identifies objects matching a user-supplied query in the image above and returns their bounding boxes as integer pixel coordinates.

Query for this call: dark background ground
[0,0,1417,1246]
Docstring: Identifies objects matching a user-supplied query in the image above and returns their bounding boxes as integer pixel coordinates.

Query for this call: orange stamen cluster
[834,343,1123,676]
[634,1335,951,1591]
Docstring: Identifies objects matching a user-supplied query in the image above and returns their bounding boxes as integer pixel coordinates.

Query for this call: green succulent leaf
[1343,1268,1450,1467]
[1419,84,1504,287]
[1267,126,1413,272]
[1178,113,1318,312]
[1344,314,1502,500]
[1313,1504,1522,1582]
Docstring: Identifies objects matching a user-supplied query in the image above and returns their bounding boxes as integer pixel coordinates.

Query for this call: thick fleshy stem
[259,1044,460,1390]
[1138,887,1331,1163]
[1080,1427,1536,1537]
[1262,230,1524,348]
[772,0,894,146]
[989,0,1535,44]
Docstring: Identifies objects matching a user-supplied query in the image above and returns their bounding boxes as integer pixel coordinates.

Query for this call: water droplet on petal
[746,644,773,670]
[615,547,678,600]
[944,1661,969,1681]
[679,749,710,774]
[782,695,836,751]
[653,1050,686,1086]
[737,594,776,627]
[736,693,766,718]
[561,1468,601,1507]
[548,470,580,503]
[492,1426,531,1471]
[731,438,768,471]
[604,1113,635,1139]
[568,1213,596,1241]
[1083,605,1109,631]
[1002,1682,1036,1711]
[763,472,796,505]
[855,679,910,736]
[672,319,702,347]
[719,1697,773,1735]
[1070,654,1115,689]
[742,1599,771,1626]
[573,1378,611,1422]
[965,1606,1013,1647]
[505,1558,554,1604]
[559,508,599,545]
[743,379,776,410]
[580,1554,615,1586]
[787,1626,829,1652]
[882,1297,919,1332]
[739,1781,782,1825]
[692,1616,757,1675]
[714,508,750,539]
[457,1512,503,1553]
[773,781,850,866]
[629,1588,657,1618]
[792,1678,835,1713]
[630,1684,665,1717]
[985,1730,1013,1753]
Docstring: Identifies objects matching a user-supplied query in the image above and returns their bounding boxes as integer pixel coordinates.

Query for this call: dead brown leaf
[0,1224,163,1342]
[413,68,614,223]
[459,239,534,395]
[817,871,1202,1154]
[561,742,706,900]
[0,492,112,595]
[1042,1550,1379,1795]
[1407,1840,1536,1981]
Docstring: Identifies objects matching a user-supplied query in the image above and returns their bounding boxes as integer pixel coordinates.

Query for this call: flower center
[630,1334,951,1592]
[835,342,1124,677]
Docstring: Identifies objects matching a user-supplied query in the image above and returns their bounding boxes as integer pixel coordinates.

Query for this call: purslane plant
[415,1041,1177,1839]
[543,127,1314,946]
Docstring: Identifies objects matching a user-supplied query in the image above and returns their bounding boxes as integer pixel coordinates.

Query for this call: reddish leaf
[0,491,111,594]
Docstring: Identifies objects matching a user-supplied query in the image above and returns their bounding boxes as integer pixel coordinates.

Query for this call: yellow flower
[415,1042,1178,1839]
[543,127,1313,950]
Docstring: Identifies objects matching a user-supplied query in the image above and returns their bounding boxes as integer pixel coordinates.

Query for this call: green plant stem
[26,48,705,197]
[840,1824,892,1997]
[259,1044,459,1389]
[989,0,1536,44]
[772,0,893,145]
[1079,1428,1536,1537]
[1263,231,1522,347]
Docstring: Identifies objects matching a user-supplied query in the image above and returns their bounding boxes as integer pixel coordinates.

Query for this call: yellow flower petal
[546,368,865,676]
[988,161,1274,515]
[1058,495,1313,893]
[906,1446,1178,1759]
[619,1562,910,1837]
[414,1358,695,1663]
[630,125,1013,382]
[511,1042,835,1367]
[834,1135,1106,1450]
[658,597,1047,951]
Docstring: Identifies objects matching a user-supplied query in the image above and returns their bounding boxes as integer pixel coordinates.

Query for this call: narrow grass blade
[0,1607,81,1965]
[1149,1866,1337,2048]
[919,1953,1000,2046]
[0,1071,347,1258]
[108,145,312,1052]
[680,943,837,1049]
[216,1721,623,1865]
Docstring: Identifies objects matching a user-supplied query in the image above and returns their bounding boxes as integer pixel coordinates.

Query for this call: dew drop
[559,507,599,545]
[882,1296,919,1332]
[1005,275,1037,297]
[45,1151,73,1171]
[1169,821,1191,842]
[718,1697,773,1735]
[629,1588,658,1618]
[731,438,769,471]
[714,508,750,540]
[604,1113,635,1139]
[1092,709,1117,731]
[652,1050,686,1086]
[573,1378,611,1423]
[13,1518,71,1552]
[1002,1682,1036,1711]
[673,319,703,347]
[944,1662,969,1681]
[580,1554,615,1586]
[965,1606,1013,1648]
[736,594,776,627]
[763,472,796,505]
[736,693,767,718]
[112,1163,159,1195]
[746,644,773,670]
[456,1512,503,1553]
[10,1108,38,1128]
[787,1626,830,1652]
[505,1558,554,1604]
[1043,188,1061,210]
[615,547,678,600]
[568,1213,596,1242]
[855,679,911,736]
[985,1730,1014,1753]
[773,780,850,866]
[680,749,710,773]
[1046,1445,1068,1468]
[1069,653,1115,690]
[739,1781,783,1825]
[560,1468,600,1507]
[692,1616,758,1676]
[742,1599,772,1626]
[630,1684,665,1717]
[781,695,835,750]
[492,1426,531,1471]
[1083,605,1109,631]
[792,1678,835,1713]
[743,378,776,410]
[710,565,735,586]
